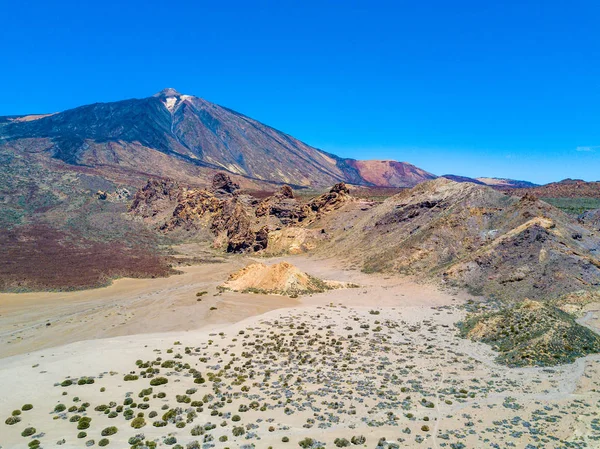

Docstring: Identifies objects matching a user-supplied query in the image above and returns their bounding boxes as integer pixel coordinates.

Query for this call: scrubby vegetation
[149,377,168,386]
[459,299,600,366]
[542,197,600,215]
[21,427,36,437]
[3,301,600,447]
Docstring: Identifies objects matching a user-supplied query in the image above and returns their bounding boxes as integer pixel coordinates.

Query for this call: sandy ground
[0,256,460,359]
[0,256,599,449]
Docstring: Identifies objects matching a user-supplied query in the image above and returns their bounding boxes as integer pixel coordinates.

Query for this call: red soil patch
[0,225,174,291]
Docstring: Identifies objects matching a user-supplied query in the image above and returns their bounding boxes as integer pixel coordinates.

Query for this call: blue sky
[1,0,599,184]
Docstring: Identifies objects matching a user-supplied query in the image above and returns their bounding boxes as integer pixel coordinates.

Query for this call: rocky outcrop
[579,208,600,231]
[96,188,131,202]
[458,299,600,367]
[255,185,307,224]
[305,182,350,215]
[212,198,268,252]
[130,174,354,254]
[255,182,351,226]
[129,173,272,253]
[316,178,600,302]
[129,178,180,218]
[160,189,223,232]
[211,172,240,195]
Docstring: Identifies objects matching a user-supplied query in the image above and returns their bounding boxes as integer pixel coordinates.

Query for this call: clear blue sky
[2,0,599,184]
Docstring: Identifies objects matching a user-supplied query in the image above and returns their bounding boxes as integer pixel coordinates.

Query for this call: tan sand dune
[220,261,355,295]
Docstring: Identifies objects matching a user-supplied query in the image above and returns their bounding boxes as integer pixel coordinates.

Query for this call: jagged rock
[130,178,352,254]
[331,182,350,195]
[211,172,240,195]
[256,185,306,224]
[579,208,600,231]
[255,183,351,226]
[306,182,350,215]
[97,187,131,202]
[161,189,224,231]
[113,187,132,202]
[279,185,294,199]
[129,178,180,218]
[212,198,268,252]
[518,192,538,203]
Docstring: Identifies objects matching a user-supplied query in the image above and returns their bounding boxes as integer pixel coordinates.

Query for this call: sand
[1,256,599,448]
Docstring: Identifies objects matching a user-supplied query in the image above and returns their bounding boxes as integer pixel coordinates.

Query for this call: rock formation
[313,178,600,302]
[220,261,350,296]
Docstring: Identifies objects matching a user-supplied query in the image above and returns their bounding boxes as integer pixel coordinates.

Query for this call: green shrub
[101,426,118,436]
[282,436,290,442]
[150,377,168,386]
[299,438,315,448]
[77,417,92,430]
[124,374,139,381]
[334,438,350,447]
[99,438,109,446]
[77,432,87,438]
[129,436,143,445]
[54,404,66,413]
[5,416,21,425]
[131,417,146,429]
[21,427,36,437]
[351,435,366,445]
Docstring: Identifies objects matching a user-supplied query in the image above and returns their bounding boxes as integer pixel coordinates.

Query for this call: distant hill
[442,175,537,189]
[441,174,487,185]
[476,177,538,189]
[508,179,600,198]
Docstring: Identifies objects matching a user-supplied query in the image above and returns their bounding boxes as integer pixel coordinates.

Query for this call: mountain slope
[302,179,600,301]
[0,88,434,188]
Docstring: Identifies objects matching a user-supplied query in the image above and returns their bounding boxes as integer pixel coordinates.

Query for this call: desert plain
[0,254,599,449]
